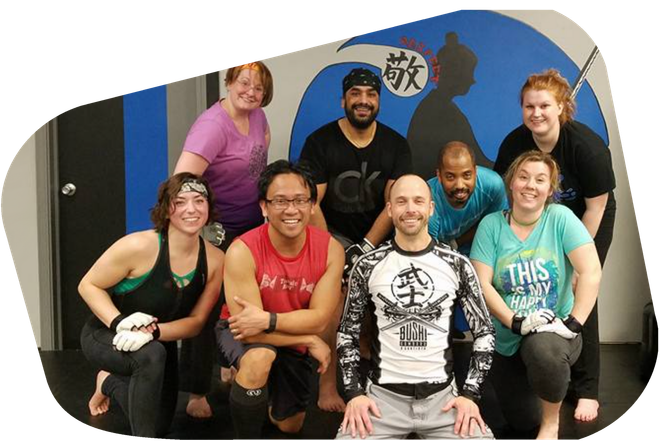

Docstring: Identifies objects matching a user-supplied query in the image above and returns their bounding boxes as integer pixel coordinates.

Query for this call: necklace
[510,210,543,227]
[341,120,376,148]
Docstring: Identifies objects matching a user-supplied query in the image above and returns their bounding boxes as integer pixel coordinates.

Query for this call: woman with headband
[79,173,224,437]
[173,61,273,417]
[494,69,616,422]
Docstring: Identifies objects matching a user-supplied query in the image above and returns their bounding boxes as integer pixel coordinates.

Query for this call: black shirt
[299,120,412,243]
[494,121,616,219]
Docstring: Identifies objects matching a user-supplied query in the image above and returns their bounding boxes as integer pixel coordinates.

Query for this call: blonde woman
[494,69,616,421]
[471,151,601,439]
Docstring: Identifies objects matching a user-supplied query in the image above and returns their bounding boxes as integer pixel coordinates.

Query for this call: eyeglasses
[236,78,265,96]
[265,197,312,210]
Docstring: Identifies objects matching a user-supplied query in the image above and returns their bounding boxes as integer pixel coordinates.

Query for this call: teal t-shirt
[470,204,593,356]
[427,166,508,254]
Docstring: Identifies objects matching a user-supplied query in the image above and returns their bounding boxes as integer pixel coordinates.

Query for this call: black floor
[40,343,651,439]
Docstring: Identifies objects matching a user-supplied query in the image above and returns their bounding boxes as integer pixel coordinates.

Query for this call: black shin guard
[229,381,268,439]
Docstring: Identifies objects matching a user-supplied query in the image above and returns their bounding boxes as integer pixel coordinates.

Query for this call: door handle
[61,183,77,196]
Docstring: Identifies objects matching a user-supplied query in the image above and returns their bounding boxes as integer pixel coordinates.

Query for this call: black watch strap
[265,312,277,334]
[563,315,583,333]
[511,315,524,335]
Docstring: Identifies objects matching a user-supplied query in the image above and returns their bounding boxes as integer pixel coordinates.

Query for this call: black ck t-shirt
[494,121,616,219]
[299,120,412,243]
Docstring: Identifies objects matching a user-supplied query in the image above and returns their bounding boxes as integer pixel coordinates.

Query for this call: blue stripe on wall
[123,86,169,234]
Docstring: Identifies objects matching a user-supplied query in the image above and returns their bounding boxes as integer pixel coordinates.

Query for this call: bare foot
[317,382,346,413]
[574,398,599,422]
[186,394,212,419]
[88,371,111,416]
[536,422,559,440]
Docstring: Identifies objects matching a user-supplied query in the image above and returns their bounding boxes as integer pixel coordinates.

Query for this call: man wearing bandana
[299,68,413,410]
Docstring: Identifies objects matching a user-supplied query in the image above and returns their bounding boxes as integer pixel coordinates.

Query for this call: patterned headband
[179,179,208,198]
[342,67,381,94]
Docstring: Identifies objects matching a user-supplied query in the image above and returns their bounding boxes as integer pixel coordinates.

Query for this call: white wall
[3,10,651,346]
[1,134,41,347]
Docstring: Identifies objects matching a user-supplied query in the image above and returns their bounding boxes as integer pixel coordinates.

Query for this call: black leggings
[570,205,616,400]
[81,318,178,437]
[490,333,583,432]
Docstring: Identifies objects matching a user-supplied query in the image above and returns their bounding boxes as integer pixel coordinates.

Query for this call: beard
[448,187,471,205]
[345,103,379,129]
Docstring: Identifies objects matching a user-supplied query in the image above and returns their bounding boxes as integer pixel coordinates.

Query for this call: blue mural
[288,10,607,179]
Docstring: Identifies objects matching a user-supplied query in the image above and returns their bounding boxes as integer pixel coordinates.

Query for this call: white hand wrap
[532,317,579,340]
[113,330,154,352]
[512,308,556,335]
[116,312,155,333]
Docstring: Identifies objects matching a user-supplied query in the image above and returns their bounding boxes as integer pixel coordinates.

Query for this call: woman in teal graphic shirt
[471,151,601,439]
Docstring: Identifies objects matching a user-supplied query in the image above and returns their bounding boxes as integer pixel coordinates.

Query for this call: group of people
[77,61,615,440]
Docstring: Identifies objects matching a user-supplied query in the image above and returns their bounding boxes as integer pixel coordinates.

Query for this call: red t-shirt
[220,223,330,322]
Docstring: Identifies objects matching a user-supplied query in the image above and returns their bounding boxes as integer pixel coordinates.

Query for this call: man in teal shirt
[428,141,508,255]
[427,141,507,331]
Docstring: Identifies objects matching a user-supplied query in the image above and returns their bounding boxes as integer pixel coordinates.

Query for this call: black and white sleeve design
[455,254,495,402]
[337,254,372,401]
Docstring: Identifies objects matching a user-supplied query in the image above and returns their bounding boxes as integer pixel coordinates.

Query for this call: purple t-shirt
[183,101,268,232]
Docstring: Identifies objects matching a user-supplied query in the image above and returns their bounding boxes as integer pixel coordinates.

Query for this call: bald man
[428,141,507,256]
[337,174,495,439]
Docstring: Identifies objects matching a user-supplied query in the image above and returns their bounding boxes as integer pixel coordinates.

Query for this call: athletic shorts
[215,320,313,420]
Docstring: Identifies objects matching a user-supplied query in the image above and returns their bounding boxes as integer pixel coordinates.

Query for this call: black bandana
[342,68,381,95]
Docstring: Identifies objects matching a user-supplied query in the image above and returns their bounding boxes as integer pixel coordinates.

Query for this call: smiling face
[438,152,477,209]
[388,175,434,238]
[342,85,380,129]
[522,89,563,140]
[168,191,209,235]
[509,160,554,214]
[226,68,265,112]
[260,173,314,240]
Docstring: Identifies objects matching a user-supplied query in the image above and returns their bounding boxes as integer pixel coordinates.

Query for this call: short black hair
[436,141,476,170]
[258,160,318,203]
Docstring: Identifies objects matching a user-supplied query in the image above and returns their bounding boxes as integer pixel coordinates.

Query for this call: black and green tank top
[112,233,208,323]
